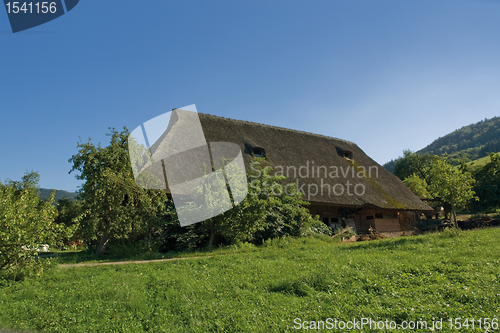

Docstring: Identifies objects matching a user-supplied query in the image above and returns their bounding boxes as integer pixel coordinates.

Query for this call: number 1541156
[5,2,57,14]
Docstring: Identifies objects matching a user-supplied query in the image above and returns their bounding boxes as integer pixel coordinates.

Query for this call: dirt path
[59,255,212,268]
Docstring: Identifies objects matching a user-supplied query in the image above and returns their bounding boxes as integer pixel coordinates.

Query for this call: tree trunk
[452,207,458,228]
[96,233,109,256]
[147,231,152,252]
[96,207,113,256]
[207,227,216,252]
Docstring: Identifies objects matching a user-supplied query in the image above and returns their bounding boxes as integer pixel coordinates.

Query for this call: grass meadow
[0,228,499,332]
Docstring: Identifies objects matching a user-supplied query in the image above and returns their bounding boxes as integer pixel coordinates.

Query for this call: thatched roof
[196,112,432,212]
[138,109,432,212]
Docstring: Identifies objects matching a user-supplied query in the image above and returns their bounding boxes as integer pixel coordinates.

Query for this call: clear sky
[1,0,499,191]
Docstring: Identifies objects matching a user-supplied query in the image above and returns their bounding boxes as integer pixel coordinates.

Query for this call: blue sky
[1,0,500,191]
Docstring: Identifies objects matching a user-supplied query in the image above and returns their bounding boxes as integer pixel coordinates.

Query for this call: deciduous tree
[0,172,69,280]
[69,128,170,255]
[397,151,476,224]
[470,153,500,212]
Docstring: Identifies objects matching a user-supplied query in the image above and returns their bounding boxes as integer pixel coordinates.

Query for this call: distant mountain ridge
[38,188,78,202]
[384,116,500,172]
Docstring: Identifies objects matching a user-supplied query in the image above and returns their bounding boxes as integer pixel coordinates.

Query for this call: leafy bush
[334,226,357,239]
[230,241,258,252]
[183,158,329,250]
[250,160,332,243]
[0,258,52,282]
[0,172,71,280]
[300,216,333,237]
[261,236,294,248]
[159,219,208,252]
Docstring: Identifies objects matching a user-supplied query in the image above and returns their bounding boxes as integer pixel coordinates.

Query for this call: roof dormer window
[253,147,266,158]
[343,150,353,160]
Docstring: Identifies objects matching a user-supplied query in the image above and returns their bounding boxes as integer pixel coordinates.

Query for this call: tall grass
[0,229,499,332]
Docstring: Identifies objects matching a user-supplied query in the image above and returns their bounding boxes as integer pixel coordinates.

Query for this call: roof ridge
[199,112,357,146]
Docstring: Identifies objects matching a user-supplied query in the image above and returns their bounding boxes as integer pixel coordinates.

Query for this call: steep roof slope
[198,113,432,211]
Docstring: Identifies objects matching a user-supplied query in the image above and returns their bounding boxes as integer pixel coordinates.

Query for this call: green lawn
[0,229,499,332]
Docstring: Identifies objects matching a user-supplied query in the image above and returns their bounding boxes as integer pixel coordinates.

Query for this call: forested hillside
[38,188,78,202]
[385,116,500,171]
[419,116,500,163]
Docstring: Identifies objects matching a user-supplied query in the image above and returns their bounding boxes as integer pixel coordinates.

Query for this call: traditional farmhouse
[196,112,432,234]
[134,109,432,234]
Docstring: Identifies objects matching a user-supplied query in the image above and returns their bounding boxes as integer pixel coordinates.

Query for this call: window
[322,217,341,230]
[366,215,374,220]
[343,150,353,159]
[253,147,266,158]
[375,213,383,219]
